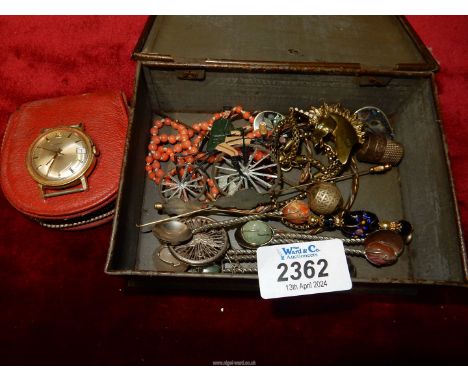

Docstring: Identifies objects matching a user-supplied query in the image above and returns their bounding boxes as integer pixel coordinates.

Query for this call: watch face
[27,126,94,186]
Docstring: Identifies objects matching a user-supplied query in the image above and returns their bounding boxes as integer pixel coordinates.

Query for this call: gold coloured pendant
[308,104,366,165]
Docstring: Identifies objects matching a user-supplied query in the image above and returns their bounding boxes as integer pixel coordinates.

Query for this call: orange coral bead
[253,150,266,162]
[282,200,310,224]
[181,140,192,150]
[188,146,198,155]
[145,165,152,172]
[149,172,156,180]
[208,155,216,164]
[160,153,169,162]
[242,111,251,120]
[151,136,161,145]
[160,134,168,143]
[156,169,165,178]
[155,120,163,128]
[152,160,161,169]
[168,135,177,144]
[181,168,189,178]
[164,118,171,126]
[152,151,161,160]
[210,187,220,197]
[177,158,185,166]
[150,127,158,135]
[188,129,195,138]
[145,155,153,164]
[173,143,182,153]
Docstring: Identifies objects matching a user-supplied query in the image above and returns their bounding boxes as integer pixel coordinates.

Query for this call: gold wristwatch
[26,123,98,198]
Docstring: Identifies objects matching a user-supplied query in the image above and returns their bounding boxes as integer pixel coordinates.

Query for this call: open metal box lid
[133,16,438,75]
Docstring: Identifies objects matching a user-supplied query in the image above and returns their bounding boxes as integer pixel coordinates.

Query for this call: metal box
[106,16,467,290]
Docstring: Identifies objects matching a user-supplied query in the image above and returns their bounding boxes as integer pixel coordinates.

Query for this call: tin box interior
[106,16,467,289]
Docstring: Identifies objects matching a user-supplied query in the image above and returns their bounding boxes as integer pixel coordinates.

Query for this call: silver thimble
[356,134,404,165]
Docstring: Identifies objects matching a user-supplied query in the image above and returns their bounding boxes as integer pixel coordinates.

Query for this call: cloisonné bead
[340,210,379,238]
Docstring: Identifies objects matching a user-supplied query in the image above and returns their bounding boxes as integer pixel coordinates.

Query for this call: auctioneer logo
[278,243,320,261]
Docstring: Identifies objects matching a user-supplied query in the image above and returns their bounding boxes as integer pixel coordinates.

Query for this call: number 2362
[277,259,328,282]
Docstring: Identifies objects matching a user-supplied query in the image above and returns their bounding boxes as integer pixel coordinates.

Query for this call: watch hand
[38,146,60,154]
[43,156,55,167]
[46,152,60,175]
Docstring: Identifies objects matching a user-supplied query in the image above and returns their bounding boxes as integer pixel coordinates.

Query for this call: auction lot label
[257,239,352,299]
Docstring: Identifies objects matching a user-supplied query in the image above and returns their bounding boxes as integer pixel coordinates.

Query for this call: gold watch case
[26,123,98,198]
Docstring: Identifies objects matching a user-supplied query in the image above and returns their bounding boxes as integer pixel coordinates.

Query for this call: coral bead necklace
[145,106,253,185]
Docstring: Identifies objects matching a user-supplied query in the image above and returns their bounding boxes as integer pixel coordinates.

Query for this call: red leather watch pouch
[0,91,128,229]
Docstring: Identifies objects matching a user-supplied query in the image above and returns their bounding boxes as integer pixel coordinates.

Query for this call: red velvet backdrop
[0,16,467,365]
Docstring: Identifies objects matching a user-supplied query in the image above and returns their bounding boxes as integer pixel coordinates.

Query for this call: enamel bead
[341,210,379,238]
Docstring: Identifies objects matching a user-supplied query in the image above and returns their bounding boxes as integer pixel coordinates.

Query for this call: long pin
[137,165,392,228]
[277,164,392,197]
[136,207,211,228]
[136,206,262,228]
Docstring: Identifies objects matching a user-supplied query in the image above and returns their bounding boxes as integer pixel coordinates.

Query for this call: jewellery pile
[141,104,413,275]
